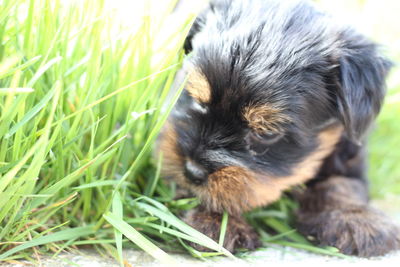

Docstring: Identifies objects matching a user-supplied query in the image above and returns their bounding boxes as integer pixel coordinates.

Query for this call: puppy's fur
[158,0,399,257]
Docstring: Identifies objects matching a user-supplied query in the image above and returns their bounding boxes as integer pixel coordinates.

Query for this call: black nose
[184,160,208,185]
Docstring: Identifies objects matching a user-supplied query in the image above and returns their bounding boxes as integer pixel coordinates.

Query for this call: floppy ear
[335,29,392,142]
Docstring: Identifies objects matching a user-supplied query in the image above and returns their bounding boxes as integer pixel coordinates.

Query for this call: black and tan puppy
[158,0,400,257]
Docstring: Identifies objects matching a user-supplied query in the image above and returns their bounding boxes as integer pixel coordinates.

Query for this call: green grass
[369,79,400,198]
[0,0,217,263]
[0,0,399,265]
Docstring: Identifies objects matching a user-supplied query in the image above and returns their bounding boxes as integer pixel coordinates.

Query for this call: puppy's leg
[183,207,261,252]
[296,175,400,257]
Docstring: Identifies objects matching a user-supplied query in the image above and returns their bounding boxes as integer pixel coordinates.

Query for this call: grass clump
[0,0,217,263]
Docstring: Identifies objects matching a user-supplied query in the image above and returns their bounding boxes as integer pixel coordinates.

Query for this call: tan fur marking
[249,125,344,208]
[206,167,255,214]
[196,125,344,215]
[157,122,185,184]
[186,70,211,103]
[243,105,291,134]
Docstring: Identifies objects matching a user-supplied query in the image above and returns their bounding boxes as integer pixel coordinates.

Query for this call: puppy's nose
[184,160,207,185]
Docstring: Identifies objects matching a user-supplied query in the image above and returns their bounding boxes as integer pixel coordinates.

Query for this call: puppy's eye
[245,131,283,155]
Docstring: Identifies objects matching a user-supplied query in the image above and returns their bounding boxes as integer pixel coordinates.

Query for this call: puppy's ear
[335,29,392,142]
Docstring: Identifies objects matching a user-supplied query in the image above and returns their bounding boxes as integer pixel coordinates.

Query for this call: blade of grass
[5,88,55,138]
[0,226,96,260]
[134,199,235,258]
[112,192,124,267]
[218,212,228,247]
[103,212,176,266]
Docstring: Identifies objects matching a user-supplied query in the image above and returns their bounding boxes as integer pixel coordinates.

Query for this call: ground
[4,199,400,267]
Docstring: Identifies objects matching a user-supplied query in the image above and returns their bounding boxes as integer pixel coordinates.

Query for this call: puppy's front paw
[183,209,261,252]
[296,205,400,257]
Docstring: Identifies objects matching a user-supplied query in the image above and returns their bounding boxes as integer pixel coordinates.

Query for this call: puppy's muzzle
[184,160,208,185]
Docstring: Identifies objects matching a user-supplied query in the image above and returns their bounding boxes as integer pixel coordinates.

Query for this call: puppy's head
[158,0,391,215]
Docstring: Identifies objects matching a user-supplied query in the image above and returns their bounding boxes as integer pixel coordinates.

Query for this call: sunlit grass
[0,0,220,263]
[369,82,400,198]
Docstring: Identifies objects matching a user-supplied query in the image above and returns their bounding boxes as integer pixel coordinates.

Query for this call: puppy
[158,0,400,257]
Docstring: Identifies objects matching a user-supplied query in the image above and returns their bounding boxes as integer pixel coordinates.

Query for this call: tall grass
[0,0,226,263]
